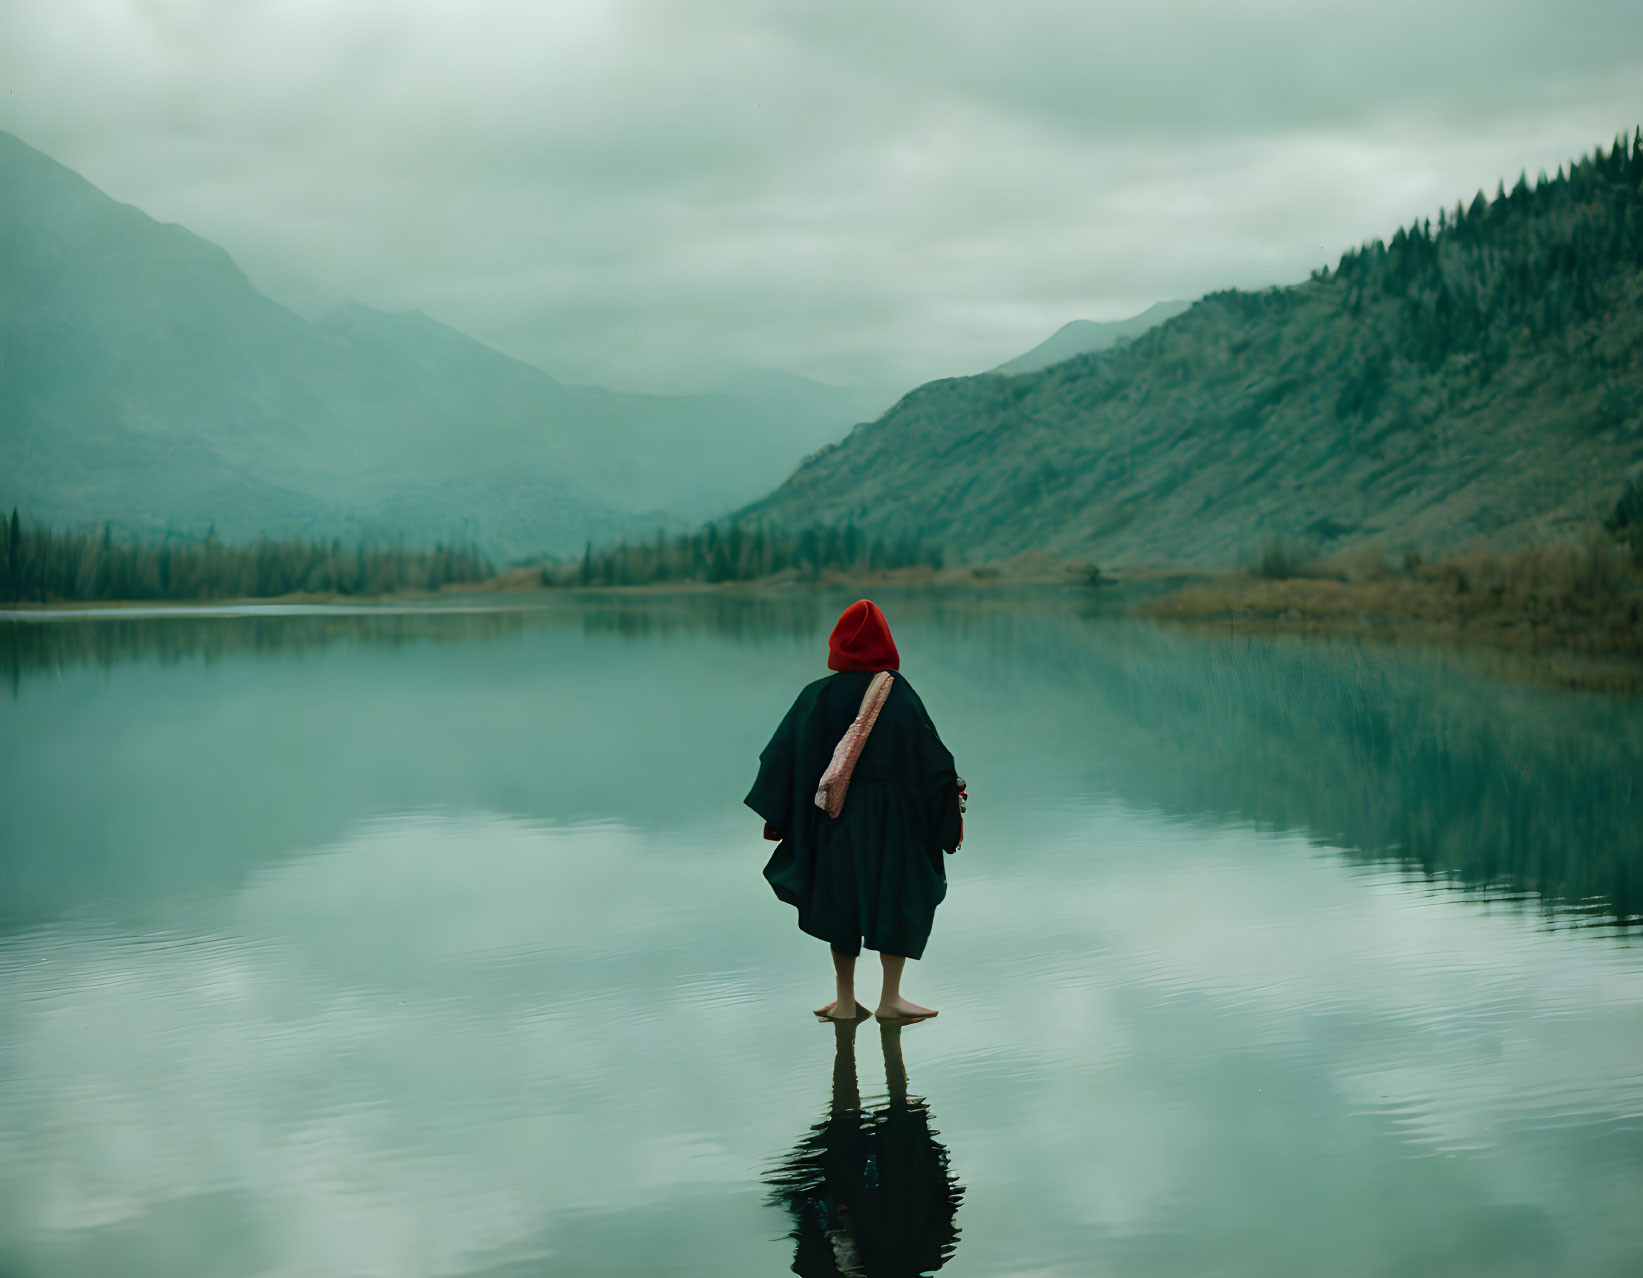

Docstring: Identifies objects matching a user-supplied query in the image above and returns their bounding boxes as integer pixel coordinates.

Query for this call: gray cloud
[2,0,1640,393]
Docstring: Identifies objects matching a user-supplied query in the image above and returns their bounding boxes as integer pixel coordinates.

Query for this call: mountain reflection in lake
[5,591,1638,927]
[2,591,1642,1277]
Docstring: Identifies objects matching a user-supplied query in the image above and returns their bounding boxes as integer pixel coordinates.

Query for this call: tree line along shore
[5,496,1641,680]
[0,511,494,605]
[0,514,952,606]
[550,522,945,588]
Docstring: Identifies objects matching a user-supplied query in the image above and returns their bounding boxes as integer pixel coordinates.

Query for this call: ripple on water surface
[4,600,1643,1276]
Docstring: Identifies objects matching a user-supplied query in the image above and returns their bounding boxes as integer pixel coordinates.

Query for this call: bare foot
[875,996,938,1023]
[814,999,871,1021]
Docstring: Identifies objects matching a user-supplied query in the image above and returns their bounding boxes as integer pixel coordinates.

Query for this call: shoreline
[6,562,1641,695]
[11,555,1640,692]
[0,555,1163,618]
[1134,567,1643,692]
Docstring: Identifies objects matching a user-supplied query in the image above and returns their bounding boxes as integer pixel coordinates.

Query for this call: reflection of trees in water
[8,589,1640,923]
[991,611,1643,926]
[0,587,1071,687]
[578,593,826,643]
[786,597,1643,925]
[765,1020,962,1278]
[1,611,537,693]
[1,591,842,690]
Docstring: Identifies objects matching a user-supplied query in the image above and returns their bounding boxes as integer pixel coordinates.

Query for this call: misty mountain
[741,134,1643,567]
[990,300,1191,375]
[0,131,860,558]
[687,366,892,428]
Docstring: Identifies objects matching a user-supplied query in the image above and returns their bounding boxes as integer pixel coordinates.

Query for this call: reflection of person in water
[765,1019,963,1277]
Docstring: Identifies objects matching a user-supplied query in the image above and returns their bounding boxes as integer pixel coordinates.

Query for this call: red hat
[827,599,900,672]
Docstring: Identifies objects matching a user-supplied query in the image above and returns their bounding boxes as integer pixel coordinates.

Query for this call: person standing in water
[746,600,965,1022]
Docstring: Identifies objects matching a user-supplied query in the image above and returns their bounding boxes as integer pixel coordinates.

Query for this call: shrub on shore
[1608,480,1643,560]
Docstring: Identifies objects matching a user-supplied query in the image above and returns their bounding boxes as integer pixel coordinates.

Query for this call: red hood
[827,599,900,673]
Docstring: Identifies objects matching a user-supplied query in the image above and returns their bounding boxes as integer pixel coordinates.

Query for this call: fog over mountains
[0,131,882,558]
[13,121,1637,576]
[989,301,1192,376]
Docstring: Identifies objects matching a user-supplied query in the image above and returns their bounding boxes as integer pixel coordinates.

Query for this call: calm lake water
[3,590,1642,1277]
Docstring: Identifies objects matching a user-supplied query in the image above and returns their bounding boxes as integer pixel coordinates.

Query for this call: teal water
[3,591,1642,1277]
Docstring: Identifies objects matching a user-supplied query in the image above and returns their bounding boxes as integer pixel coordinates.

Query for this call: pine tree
[5,508,18,601]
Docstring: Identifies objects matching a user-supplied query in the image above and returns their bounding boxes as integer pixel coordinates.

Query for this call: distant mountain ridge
[0,131,863,557]
[741,132,1643,567]
[990,301,1191,375]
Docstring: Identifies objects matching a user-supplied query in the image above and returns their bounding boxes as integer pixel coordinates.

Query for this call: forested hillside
[742,133,1643,567]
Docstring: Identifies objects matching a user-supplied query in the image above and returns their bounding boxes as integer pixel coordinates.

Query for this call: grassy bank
[1135,539,1643,685]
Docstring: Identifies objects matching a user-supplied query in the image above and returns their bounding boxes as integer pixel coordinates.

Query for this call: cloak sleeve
[910,695,964,855]
[930,775,963,854]
[745,690,805,838]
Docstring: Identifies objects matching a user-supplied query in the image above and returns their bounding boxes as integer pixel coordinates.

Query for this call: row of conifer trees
[1325,129,1643,364]
[0,510,944,603]
[0,511,494,604]
[559,521,943,587]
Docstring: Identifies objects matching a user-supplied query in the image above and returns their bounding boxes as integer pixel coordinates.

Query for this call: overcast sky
[3,0,1641,394]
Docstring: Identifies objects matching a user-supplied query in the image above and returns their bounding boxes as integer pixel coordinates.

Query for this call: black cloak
[745,671,963,960]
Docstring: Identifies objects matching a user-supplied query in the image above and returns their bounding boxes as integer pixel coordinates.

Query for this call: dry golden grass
[1137,539,1643,672]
